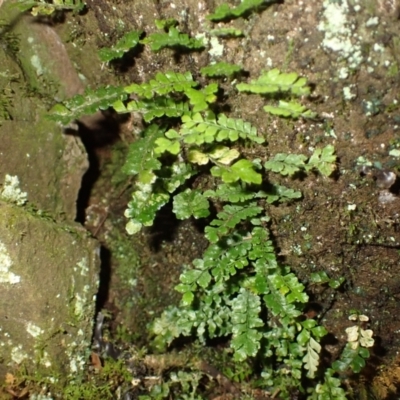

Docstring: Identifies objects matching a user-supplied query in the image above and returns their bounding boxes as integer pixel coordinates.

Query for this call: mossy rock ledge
[0,200,99,381]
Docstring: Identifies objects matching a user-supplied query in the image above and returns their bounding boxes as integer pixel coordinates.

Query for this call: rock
[0,200,99,380]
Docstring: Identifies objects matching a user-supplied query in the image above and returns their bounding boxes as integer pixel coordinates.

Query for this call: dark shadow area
[94,245,112,314]
[63,111,121,223]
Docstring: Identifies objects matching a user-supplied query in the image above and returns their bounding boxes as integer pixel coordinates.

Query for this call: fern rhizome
[46,7,368,399]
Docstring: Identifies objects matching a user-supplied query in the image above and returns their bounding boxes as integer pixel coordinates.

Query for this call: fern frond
[204,202,263,242]
[122,124,164,178]
[173,189,210,219]
[236,68,311,96]
[264,153,308,176]
[211,159,262,184]
[141,27,204,52]
[264,101,317,119]
[200,62,243,78]
[47,85,127,125]
[180,112,264,145]
[207,0,265,22]
[124,71,197,99]
[230,288,263,361]
[124,96,190,122]
[98,30,142,62]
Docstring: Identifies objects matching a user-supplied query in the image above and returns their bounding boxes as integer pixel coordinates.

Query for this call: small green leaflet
[204,182,256,203]
[205,202,263,242]
[264,101,317,119]
[306,145,337,177]
[180,112,264,145]
[164,162,194,193]
[47,85,127,125]
[264,153,307,176]
[207,0,266,22]
[121,97,189,122]
[122,125,164,176]
[265,184,302,203]
[141,27,204,52]
[185,84,218,112]
[155,137,180,155]
[301,335,322,378]
[200,62,243,77]
[154,18,178,30]
[124,71,197,99]
[173,189,210,219]
[237,68,310,96]
[209,28,244,37]
[98,30,142,62]
[188,146,240,166]
[211,159,262,184]
[230,288,263,361]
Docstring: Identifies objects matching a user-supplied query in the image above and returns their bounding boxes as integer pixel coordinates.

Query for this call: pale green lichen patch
[318,0,363,70]
[74,257,89,276]
[26,322,44,338]
[0,174,27,206]
[10,344,28,364]
[0,240,21,284]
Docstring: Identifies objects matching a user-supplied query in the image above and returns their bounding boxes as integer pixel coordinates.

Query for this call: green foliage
[141,27,204,52]
[264,146,337,177]
[47,85,126,125]
[209,28,244,37]
[98,30,142,62]
[264,100,317,119]
[124,71,197,99]
[236,68,311,96]
[45,12,352,398]
[15,0,85,15]
[207,0,266,22]
[311,271,345,289]
[200,62,243,77]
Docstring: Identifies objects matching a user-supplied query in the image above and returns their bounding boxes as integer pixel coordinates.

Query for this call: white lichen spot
[0,241,21,284]
[0,175,27,205]
[208,37,224,58]
[10,345,28,364]
[338,67,349,79]
[365,17,379,27]
[26,322,44,338]
[343,86,356,100]
[30,54,44,76]
[318,0,363,69]
[76,258,89,276]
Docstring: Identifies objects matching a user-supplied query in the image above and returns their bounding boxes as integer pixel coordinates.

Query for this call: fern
[265,146,337,177]
[47,85,126,125]
[264,100,317,119]
[264,153,308,176]
[209,28,244,37]
[98,30,142,62]
[46,13,347,395]
[230,288,264,361]
[207,0,266,22]
[116,96,189,123]
[236,68,311,96]
[172,189,210,220]
[204,202,263,242]
[141,27,204,52]
[179,112,265,145]
[124,71,197,99]
[200,62,243,78]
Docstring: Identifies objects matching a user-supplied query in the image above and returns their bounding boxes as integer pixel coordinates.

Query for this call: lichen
[0,240,21,284]
[0,174,28,206]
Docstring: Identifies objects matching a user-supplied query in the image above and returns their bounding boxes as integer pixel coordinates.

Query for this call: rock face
[0,2,100,380]
[0,200,99,379]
